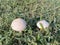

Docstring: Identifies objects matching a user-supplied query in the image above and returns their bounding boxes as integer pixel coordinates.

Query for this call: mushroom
[37,20,49,30]
[11,18,27,32]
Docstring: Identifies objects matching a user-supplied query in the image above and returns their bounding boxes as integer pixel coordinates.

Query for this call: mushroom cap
[37,20,49,29]
[11,18,27,32]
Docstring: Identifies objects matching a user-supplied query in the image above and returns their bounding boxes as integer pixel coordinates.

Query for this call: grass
[0,0,60,45]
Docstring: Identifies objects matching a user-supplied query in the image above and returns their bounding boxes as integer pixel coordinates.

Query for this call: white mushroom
[37,20,49,29]
[11,18,27,32]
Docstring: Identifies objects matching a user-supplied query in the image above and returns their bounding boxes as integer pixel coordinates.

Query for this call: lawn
[0,0,60,45]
